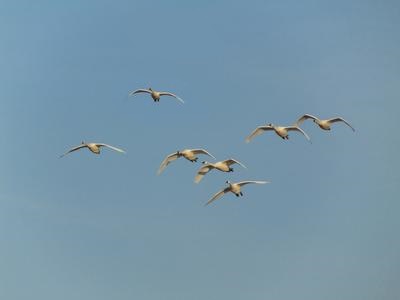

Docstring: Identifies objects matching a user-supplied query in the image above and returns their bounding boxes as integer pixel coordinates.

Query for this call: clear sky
[1,1,399,299]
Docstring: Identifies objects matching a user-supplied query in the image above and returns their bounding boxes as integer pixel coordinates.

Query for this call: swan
[245,123,310,143]
[129,87,184,103]
[296,114,355,131]
[194,159,246,183]
[158,149,215,174]
[205,180,269,206]
[60,142,125,158]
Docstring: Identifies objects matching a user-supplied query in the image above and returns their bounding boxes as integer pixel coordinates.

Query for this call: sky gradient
[1,1,399,299]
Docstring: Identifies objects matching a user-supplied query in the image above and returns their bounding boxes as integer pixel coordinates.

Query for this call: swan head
[226,180,231,185]
[268,123,273,127]
[148,87,153,91]
[202,161,208,165]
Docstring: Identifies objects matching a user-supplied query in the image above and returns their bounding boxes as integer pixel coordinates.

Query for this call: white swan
[296,114,355,131]
[129,87,184,103]
[195,159,246,183]
[60,142,125,158]
[245,123,310,143]
[205,180,269,206]
[158,149,215,174]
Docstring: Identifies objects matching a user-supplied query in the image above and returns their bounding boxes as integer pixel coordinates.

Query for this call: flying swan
[245,123,311,143]
[129,87,184,103]
[194,159,247,183]
[205,180,269,206]
[60,142,125,158]
[296,114,355,131]
[158,149,215,174]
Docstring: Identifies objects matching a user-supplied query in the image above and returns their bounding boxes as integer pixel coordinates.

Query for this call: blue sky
[0,1,399,299]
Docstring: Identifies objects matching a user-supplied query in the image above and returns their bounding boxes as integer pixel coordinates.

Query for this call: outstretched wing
[328,117,355,131]
[129,89,151,96]
[237,180,269,187]
[285,126,311,142]
[159,92,184,103]
[295,114,318,126]
[194,164,214,183]
[204,187,230,206]
[245,126,273,143]
[157,152,180,175]
[191,149,216,159]
[59,144,87,158]
[223,158,247,169]
[97,143,126,153]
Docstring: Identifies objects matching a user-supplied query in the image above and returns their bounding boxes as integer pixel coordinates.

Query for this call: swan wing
[97,143,126,153]
[157,152,180,175]
[129,89,151,96]
[59,144,87,158]
[295,114,319,126]
[159,91,184,103]
[191,149,216,159]
[237,180,269,187]
[285,126,311,142]
[204,187,230,206]
[194,164,214,183]
[328,117,355,131]
[245,126,273,143]
[223,158,247,169]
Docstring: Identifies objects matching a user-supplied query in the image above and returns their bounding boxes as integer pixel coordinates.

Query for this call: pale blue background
[0,1,399,299]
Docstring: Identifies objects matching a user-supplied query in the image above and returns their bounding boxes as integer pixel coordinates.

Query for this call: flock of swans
[60,87,355,206]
